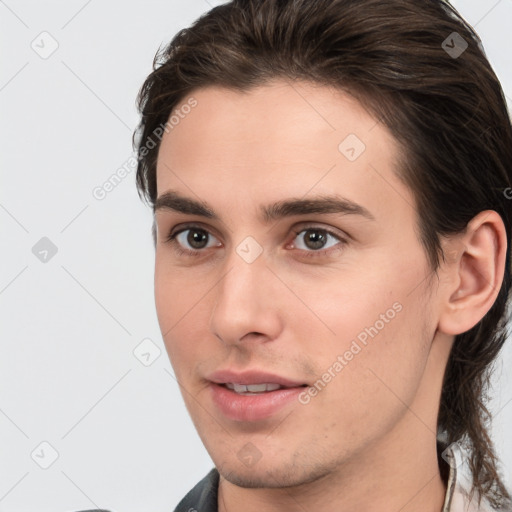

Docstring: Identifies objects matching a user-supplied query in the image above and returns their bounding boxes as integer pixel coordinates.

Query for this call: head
[134,0,512,508]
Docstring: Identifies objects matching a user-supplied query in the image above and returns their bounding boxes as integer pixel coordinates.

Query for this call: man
[131,0,512,511]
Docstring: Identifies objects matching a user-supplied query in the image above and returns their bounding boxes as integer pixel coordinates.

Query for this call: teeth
[262,383,281,392]
[225,383,283,393]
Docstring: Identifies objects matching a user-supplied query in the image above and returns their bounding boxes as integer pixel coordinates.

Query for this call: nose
[209,245,283,346]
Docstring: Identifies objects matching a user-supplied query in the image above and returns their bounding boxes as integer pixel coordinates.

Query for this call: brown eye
[292,227,342,252]
[165,225,222,255]
[303,229,329,249]
[184,228,209,249]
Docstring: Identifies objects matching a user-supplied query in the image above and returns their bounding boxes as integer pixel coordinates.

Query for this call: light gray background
[1,1,511,511]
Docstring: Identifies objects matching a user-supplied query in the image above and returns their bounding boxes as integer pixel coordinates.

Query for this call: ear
[437,210,508,336]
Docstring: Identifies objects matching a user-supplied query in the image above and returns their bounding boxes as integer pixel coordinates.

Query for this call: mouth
[222,382,308,395]
[207,368,309,388]
[206,369,310,422]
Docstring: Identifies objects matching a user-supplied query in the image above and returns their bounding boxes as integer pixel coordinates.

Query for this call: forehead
[155,80,414,223]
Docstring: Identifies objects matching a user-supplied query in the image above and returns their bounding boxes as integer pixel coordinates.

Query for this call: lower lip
[209,383,305,422]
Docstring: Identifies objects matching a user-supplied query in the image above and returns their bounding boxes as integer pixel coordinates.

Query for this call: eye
[289,226,346,257]
[165,225,221,256]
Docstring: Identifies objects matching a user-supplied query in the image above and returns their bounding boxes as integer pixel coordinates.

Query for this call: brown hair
[133,0,512,507]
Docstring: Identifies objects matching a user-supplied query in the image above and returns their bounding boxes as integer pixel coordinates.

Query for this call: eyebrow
[154,190,375,223]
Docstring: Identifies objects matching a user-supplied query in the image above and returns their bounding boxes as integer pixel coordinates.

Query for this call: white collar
[441,442,498,512]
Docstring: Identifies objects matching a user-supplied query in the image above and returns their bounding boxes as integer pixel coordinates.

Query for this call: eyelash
[164,223,347,260]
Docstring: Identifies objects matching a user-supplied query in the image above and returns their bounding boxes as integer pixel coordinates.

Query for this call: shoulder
[172,467,220,512]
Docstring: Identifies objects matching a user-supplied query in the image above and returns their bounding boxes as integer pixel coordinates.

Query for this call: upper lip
[208,369,307,388]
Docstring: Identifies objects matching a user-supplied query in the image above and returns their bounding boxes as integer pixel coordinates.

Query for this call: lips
[207,369,308,421]
[208,369,307,388]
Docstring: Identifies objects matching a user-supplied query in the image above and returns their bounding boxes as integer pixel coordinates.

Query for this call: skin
[153,79,507,512]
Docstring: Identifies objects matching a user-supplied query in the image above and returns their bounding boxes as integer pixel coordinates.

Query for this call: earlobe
[438,210,507,336]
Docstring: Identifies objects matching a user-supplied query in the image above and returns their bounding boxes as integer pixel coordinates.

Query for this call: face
[154,80,442,488]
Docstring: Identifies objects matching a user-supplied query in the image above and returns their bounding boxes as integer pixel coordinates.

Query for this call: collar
[441,442,499,512]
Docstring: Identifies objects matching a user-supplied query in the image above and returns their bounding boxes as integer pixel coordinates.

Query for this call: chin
[218,459,333,489]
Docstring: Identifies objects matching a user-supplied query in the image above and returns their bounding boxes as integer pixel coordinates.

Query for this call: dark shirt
[172,467,219,512]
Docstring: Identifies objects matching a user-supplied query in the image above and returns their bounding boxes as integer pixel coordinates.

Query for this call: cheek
[298,251,432,406]
[298,298,430,451]
[154,253,205,329]
[315,243,429,346]
[154,260,201,372]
